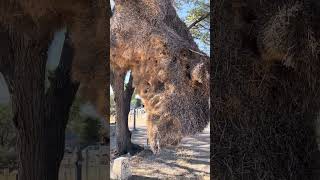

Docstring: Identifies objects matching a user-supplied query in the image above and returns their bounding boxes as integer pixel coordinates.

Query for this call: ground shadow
[129,175,159,180]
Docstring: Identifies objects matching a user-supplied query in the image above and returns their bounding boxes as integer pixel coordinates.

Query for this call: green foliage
[0,105,17,166]
[67,97,103,146]
[175,0,210,52]
[79,117,102,146]
[134,98,142,108]
[0,105,15,147]
[131,94,142,108]
[67,97,86,133]
[0,146,17,167]
[130,91,143,108]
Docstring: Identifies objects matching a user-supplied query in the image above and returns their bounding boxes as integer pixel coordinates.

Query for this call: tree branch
[125,74,134,101]
[46,31,79,125]
[187,12,210,30]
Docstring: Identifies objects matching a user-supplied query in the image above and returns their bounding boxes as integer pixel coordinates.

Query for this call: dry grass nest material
[212,0,320,179]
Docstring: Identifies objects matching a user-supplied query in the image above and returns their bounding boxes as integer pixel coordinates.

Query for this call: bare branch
[187,12,210,30]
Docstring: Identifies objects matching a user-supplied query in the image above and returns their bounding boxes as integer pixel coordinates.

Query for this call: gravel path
[110,118,210,180]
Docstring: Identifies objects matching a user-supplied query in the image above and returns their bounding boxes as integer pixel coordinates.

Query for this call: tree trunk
[1,31,78,180]
[111,71,142,155]
[41,33,79,180]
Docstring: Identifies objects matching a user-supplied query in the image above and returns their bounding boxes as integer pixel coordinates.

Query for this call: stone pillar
[111,157,131,180]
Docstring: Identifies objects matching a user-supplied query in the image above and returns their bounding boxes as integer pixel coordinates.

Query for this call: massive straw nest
[212,0,320,179]
[111,0,209,153]
[0,0,108,118]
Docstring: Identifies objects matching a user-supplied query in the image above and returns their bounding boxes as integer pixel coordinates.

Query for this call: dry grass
[212,0,320,179]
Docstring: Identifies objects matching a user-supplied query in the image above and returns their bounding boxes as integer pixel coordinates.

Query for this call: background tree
[0,30,79,180]
[0,105,17,168]
[111,70,142,155]
[79,117,102,146]
[110,93,116,116]
[132,96,142,108]
[66,98,85,135]
[0,105,15,147]
[175,0,210,53]
[66,97,106,147]
[0,1,109,179]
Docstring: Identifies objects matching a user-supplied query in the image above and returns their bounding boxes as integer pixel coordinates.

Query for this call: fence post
[133,108,136,130]
[76,148,82,180]
[85,149,88,180]
[4,168,8,180]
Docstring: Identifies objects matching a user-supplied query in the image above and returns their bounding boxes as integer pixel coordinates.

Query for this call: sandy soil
[110,115,210,179]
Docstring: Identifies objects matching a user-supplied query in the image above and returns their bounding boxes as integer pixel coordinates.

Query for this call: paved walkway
[110,121,210,179]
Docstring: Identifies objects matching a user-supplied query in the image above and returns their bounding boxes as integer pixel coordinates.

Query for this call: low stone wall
[0,168,17,180]
[59,145,109,180]
[0,145,109,180]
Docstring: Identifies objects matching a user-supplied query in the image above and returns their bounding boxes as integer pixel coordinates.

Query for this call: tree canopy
[175,0,210,53]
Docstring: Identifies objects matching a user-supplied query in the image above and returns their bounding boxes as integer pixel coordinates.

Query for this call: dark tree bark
[111,70,142,155]
[41,33,79,180]
[0,30,78,180]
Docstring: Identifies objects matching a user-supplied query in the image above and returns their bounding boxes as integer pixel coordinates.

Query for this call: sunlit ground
[110,111,210,179]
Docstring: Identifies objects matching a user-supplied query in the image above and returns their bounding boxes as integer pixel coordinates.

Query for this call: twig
[187,12,210,30]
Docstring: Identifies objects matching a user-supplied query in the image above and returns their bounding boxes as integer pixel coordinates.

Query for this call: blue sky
[175,1,210,55]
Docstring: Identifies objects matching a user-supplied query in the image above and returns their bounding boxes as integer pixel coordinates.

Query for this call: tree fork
[1,30,79,180]
[43,32,79,180]
[111,70,142,155]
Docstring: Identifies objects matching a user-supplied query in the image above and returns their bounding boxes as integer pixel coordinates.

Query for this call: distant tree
[134,98,142,108]
[67,97,85,134]
[0,1,109,179]
[0,105,17,167]
[111,70,142,155]
[130,91,142,108]
[66,97,105,146]
[0,105,15,147]
[0,146,17,167]
[175,0,209,52]
[110,92,116,115]
[80,117,102,146]
[98,125,109,145]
